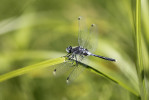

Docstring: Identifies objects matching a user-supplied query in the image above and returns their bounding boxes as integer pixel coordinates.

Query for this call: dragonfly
[53,16,116,83]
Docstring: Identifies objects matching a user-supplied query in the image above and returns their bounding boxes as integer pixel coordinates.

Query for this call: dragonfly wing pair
[53,60,85,83]
[78,16,99,53]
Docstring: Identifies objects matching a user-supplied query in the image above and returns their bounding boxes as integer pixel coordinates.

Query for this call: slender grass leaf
[0,57,65,82]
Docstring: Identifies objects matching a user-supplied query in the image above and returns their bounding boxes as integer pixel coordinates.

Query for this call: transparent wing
[78,16,88,47]
[84,24,99,53]
[53,61,74,76]
[66,64,85,84]
[78,16,99,53]
[53,60,85,83]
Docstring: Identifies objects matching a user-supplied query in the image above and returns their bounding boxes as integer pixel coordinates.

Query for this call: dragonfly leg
[65,53,78,66]
[68,54,75,64]
[74,55,79,66]
[64,53,71,57]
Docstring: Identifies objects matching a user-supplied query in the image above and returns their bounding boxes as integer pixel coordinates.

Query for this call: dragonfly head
[66,46,72,53]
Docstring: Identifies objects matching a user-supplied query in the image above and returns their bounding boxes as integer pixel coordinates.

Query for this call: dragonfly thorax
[66,46,90,56]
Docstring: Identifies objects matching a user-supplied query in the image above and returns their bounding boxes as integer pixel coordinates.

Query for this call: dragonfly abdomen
[90,54,116,62]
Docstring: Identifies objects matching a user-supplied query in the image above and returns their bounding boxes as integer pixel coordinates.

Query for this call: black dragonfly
[53,16,116,83]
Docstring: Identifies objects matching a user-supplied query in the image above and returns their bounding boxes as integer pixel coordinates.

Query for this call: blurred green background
[0,0,148,100]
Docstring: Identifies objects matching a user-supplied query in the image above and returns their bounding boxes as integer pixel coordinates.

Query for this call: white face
[66,48,69,53]
[66,46,72,53]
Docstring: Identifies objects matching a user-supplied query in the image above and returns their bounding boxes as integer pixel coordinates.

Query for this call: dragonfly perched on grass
[53,16,116,83]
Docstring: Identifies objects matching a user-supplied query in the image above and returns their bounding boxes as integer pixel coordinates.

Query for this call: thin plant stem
[135,0,147,99]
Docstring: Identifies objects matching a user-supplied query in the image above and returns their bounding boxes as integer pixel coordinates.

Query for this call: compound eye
[69,46,72,49]
[66,46,72,53]
[68,46,72,53]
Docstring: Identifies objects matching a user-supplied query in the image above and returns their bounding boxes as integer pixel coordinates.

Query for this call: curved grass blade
[0,56,139,97]
[78,61,140,97]
[0,57,65,82]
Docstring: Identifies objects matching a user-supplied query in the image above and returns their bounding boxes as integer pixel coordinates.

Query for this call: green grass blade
[79,61,139,97]
[135,0,147,99]
[0,57,65,82]
[0,56,139,96]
